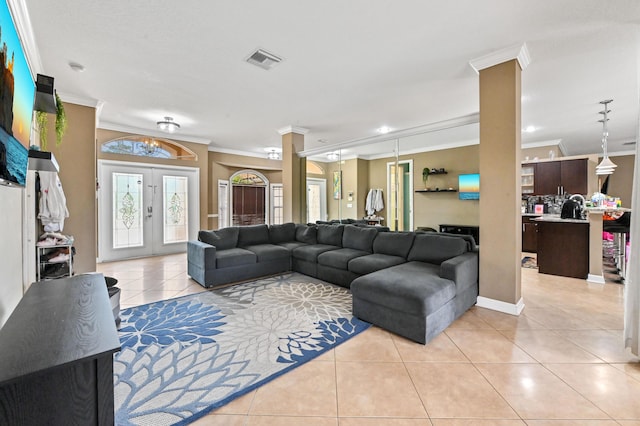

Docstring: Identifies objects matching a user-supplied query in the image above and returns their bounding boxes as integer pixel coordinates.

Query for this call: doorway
[307,178,327,223]
[98,160,199,262]
[387,160,414,231]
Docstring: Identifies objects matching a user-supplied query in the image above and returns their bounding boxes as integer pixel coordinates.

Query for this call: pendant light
[596,99,616,176]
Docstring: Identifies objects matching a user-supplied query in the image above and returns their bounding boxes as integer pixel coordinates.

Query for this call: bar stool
[602,212,630,280]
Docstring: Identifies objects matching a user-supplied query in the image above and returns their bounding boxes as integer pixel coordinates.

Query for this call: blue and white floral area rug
[113,273,370,425]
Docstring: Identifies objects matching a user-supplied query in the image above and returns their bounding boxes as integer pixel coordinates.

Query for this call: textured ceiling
[23,0,640,158]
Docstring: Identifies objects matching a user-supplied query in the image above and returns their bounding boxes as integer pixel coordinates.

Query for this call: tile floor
[97,253,640,425]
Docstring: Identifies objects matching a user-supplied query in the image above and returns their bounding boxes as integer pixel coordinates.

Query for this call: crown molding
[7,0,42,77]
[608,149,637,157]
[207,146,272,159]
[469,43,531,74]
[299,113,479,158]
[278,126,309,136]
[521,139,562,149]
[98,121,211,145]
[57,92,102,108]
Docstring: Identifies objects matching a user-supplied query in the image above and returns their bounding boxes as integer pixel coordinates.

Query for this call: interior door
[307,178,327,224]
[387,160,413,231]
[98,161,199,262]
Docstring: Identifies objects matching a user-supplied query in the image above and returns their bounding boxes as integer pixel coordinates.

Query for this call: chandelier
[596,99,617,176]
[157,116,180,133]
[139,139,159,156]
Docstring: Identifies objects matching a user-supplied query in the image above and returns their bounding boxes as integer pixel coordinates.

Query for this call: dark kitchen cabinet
[537,220,589,279]
[522,216,539,252]
[532,159,588,195]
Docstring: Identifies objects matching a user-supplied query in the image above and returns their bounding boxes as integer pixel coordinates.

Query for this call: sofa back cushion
[342,225,378,252]
[316,224,344,246]
[295,224,317,244]
[373,232,415,258]
[198,227,239,250]
[269,222,296,244]
[237,224,270,247]
[407,233,467,264]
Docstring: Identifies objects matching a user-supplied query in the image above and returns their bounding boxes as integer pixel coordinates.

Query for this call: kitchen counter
[532,214,588,224]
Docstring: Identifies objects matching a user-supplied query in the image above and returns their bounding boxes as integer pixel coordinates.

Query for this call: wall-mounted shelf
[426,169,448,175]
[415,189,458,193]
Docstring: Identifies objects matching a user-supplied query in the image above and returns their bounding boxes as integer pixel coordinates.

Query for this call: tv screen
[0,0,35,187]
[458,173,479,200]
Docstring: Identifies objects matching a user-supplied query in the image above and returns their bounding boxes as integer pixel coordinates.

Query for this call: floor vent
[246,49,282,70]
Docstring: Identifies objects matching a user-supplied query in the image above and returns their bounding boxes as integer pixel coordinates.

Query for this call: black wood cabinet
[0,274,120,425]
[522,216,539,252]
[439,224,479,245]
[536,221,589,279]
[532,159,588,195]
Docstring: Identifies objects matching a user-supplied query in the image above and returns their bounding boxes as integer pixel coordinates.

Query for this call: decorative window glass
[231,172,266,186]
[271,184,283,225]
[101,136,197,160]
[163,176,188,244]
[113,173,143,248]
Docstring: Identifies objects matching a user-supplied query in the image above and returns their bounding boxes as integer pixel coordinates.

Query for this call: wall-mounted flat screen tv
[0,0,35,187]
[458,173,479,200]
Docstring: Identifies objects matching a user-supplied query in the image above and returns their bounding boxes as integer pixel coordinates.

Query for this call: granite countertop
[522,213,543,217]
[531,214,588,224]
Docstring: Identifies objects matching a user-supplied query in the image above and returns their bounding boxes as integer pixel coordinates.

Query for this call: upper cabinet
[526,158,588,196]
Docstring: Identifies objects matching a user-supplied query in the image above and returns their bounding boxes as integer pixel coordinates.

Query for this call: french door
[98,160,199,262]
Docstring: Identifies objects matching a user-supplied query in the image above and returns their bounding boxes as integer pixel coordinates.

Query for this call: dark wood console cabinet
[522,216,540,252]
[439,224,480,245]
[0,274,120,425]
[536,221,589,279]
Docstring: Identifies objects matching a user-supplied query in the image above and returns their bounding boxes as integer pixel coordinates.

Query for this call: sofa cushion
[269,222,296,244]
[244,244,290,262]
[342,225,377,252]
[351,261,456,316]
[348,253,407,275]
[238,224,270,247]
[198,227,239,250]
[407,233,467,265]
[317,248,370,270]
[292,244,339,262]
[277,241,309,252]
[317,224,344,246]
[216,248,257,268]
[373,232,415,258]
[295,224,317,244]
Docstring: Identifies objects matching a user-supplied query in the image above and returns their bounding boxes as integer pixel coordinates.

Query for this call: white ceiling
[22,0,640,158]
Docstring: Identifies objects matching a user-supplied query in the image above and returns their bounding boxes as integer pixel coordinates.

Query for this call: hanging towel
[374,189,384,212]
[365,189,376,215]
[38,171,69,232]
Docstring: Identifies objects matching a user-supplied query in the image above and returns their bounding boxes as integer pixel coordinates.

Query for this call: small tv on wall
[458,173,479,200]
[0,0,35,188]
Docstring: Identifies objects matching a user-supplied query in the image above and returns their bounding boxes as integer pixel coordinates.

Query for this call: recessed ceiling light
[523,126,536,133]
[377,126,391,134]
[69,62,85,72]
[317,139,328,143]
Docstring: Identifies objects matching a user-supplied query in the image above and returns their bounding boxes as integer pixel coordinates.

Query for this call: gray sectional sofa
[187,222,478,344]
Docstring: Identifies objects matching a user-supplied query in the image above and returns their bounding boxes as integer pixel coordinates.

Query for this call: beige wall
[48,103,97,274]
[97,129,210,232]
[367,145,480,230]
[208,151,283,229]
[325,158,368,220]
[522,145,562,161]
[603,154,635,207]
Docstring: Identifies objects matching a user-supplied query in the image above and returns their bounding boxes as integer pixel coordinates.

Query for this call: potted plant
[35,93,67,150]
[422,167,430,189]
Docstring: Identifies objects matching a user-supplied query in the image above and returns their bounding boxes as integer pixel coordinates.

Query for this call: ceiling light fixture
[596,100,617,176]
[523,125,536,133]
[326,152,340,161]
[139,139,159,156]
[267,149,280,160]
[157,116,180,133]
[377,126,391,134]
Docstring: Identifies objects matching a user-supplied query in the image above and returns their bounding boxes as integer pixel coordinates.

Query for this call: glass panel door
[98,161,199,262]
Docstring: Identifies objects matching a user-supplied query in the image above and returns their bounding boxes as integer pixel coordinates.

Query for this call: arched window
[101,136,197,160]
[229,170,269,226]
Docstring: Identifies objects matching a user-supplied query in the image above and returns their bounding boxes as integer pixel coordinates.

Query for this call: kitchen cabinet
[532,159,588,195]
[521,164,535,194]
[522,216,539,252]
[536,220,589,279]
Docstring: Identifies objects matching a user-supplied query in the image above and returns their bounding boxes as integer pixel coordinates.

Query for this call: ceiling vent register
[246,49,282,70]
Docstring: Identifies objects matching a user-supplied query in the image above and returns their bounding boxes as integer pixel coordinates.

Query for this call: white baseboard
[587,274,606,284]
[476,296,525,316]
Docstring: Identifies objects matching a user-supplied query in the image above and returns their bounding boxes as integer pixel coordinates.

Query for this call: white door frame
[386,159,414,231]
[228,169,269,226]
[306,178,327,223]
[97,160,200,262]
